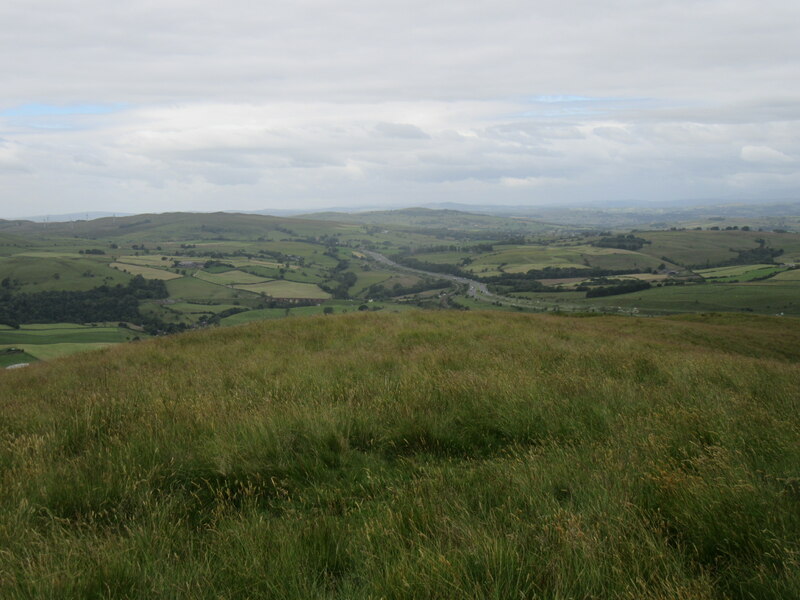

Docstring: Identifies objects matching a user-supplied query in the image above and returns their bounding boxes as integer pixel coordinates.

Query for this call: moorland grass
[0,311,798,598]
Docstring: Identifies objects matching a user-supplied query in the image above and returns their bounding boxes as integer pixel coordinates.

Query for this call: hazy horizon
[1,1,799,219]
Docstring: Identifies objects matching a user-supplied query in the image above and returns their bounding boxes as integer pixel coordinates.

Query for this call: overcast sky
[1,0,799,218]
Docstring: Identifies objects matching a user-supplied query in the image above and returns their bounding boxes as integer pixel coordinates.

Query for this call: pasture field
[110,263,182,280]
[220,306,319,325]
[468,244,589,273]
[13,251,85,258]
[194,269,269,286]
[349,270,394,295]
[112,255,175,266]
[218,300,417,326]
[769,268,800,281]
[580,281,800,315]
[234,280,331,299]
[230,258,292,270]
[0,324,138,345]
[242,266,328,284]
[377,274,425,290]
[220,304,343,326]
[454,244,664,276]
[139,301,249,327]
[615,272,669,282]
[0,233,31,256]
[695,264,776,278]
[513,290,586,302]
[639,230,760,265]
[578,247,664,271]
[639,229,800,266]
[696,265,787,282]
[1,311,797,598]
[138,302,191,326]
[166,302,242,315]
[166,276,257,301]
[407,250,471,265]
[0,350,38,368]
[0,324,145,364]
[0,254,130,292]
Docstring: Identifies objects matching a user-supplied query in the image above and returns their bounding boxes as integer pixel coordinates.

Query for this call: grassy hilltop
[1,310,799,598]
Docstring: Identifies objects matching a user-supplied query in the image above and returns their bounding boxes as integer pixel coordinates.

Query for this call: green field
[1,311,798,597]
[220,305,331,325]
[639,230,800,266]
[696,264,774,277]
[166,276,257,301]
[0,254,130,292]
[0,324,139,345]
[446,243,664,276]
[110,262,183,280]
[113,255,176,266]
[0,350,38,368]
[194,269,270,286]
[13,251,85,258]
[230,258,289,270]
[695,264,786,282]
[0,324,145,364]
[234,280,331,299]
[580,281,800,315]
[166,302,242,314]
[769,268,800,281]
[349,270,393,295]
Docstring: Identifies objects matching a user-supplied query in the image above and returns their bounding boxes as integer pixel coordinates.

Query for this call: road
[364,249,648,316]
[363,250,529,307]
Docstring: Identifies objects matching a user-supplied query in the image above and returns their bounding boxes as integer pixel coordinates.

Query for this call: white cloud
[501,176,566,188]
[740,145,794,164]
[1,1,800,217]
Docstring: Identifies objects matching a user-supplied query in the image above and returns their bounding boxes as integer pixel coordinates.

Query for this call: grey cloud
[373,122,430,139]
[1,1,799,216]
[740,145,794,164]
[2,1,799,106]
[592,127,635,144]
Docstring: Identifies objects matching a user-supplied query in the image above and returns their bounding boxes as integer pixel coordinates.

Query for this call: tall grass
[1,311,798,598]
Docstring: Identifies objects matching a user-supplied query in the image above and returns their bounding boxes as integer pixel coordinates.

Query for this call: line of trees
[0,275,168,328]
[394,257,472,278]
[367,278,453,299]
[593,234,650,251]
[481,266,641,283]
[585,280,651,298]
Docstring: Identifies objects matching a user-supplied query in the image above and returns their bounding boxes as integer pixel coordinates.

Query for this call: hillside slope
[1,311,799,598]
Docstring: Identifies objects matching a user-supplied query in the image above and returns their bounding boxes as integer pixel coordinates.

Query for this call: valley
[2,208,799,367]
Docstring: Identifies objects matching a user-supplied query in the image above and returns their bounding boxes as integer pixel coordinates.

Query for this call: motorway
[362,250,529,307]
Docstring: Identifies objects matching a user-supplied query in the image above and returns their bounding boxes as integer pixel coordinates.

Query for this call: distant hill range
[3,199,799,234]
[296,207,560,234]
[17,211,133,223]
[0,211,350,242]
[287,201,800,231]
